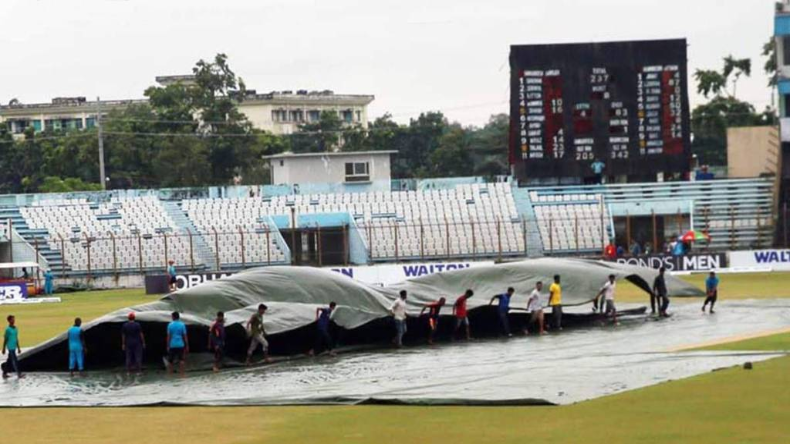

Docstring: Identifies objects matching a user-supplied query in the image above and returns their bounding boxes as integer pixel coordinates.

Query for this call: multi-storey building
[0,75,374,136]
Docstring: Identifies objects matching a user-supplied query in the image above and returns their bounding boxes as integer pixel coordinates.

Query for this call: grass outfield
[1,272,789,443]
[0,290,159,346]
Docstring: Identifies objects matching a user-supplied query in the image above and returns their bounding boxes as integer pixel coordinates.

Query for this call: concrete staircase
[511,188,544,257]
[0,206,69,272]
[161,201,216,270]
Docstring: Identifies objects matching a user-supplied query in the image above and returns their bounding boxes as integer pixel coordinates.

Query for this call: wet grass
[0,289,160,346]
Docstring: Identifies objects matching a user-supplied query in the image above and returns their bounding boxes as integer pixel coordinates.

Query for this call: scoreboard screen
[509,39,691,179]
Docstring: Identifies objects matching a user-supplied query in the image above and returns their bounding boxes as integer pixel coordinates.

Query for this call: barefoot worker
[702,271,720,314]
[489,288,514,337]
[595,274,619,325]
[652,267,670,318]
[312,302,337,356]
[67,318,87,377]
[526,282,546,335]
[166,311,189,375]
[549,275,563,330]
[246,304,270,365]
[2,315,22,379]
[391,291,408,347]
[452,290,474,340]
[420,297,446,345]
[122,312,146,375]
[208,311,226,372]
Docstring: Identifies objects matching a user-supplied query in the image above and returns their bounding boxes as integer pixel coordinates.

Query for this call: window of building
[307,110,321,122]
[290,110,304,122]
[272,109,288,122]
[344,161,370,182]
[355,110,361,122]
[86,117,96,129]
[341,109,354,123]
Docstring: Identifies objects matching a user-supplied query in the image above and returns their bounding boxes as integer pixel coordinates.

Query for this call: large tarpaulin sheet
[0,300,786,406]
[7,258,702,372]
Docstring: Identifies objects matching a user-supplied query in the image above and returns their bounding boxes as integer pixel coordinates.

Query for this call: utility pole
[97,96,106,190]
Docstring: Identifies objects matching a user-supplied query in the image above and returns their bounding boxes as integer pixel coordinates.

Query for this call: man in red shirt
[420,297,446,345]
[452,290,474,340]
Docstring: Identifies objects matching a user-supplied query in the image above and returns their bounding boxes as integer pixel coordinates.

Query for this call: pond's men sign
[613,253,726,271]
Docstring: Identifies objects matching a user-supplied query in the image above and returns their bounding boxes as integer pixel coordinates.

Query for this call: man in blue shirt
[2,315,22,379]
[702,271,720,314]
[122,312,146,376]
[166,311,189,376]
[67,317,86,377]
[167,260,178,292]
[311,302,337,356]
[591,159,606,184]
[489,287,514,337]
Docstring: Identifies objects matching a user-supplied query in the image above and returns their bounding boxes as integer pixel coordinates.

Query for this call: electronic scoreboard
[509,39,691,179]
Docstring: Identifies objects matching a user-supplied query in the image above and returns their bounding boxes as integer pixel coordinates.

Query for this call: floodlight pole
[97,97,107,190]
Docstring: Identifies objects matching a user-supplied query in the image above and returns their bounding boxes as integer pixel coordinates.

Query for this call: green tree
[692,54,774,166]
[290,110,344,153]
[430,124,473,177]
[39,176,102,193]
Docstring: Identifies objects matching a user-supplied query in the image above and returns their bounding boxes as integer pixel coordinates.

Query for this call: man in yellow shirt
[549,274,563,330]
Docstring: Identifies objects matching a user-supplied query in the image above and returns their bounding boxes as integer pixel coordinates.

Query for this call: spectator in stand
[644,242,653,255]
[616,245,625,258]
[452,290,474,340]
[21,267,29,281]
[591,158,606,184]
[167,260,178,292]
[604,243,617,260]
[629,240,642,257]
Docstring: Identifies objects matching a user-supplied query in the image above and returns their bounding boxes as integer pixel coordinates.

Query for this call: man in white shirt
[391,290,408,347]
[595,274,619,325]
[525,282,546,335]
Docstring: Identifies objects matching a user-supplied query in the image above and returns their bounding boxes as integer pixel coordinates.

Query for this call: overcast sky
[0,0,778,126]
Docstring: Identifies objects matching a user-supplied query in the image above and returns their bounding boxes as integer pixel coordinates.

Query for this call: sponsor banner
[176,261,495,289]
[331,261,495,286]
[729,249,790,271]
[0,283,28,302]
[613,253,726,272]
[176,273,234,290]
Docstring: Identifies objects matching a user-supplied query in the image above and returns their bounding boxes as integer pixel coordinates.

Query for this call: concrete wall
[727,126,780,178]
[271,153,391,186]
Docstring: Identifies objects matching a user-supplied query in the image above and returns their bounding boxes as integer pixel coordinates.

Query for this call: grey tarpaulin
[7,258,702,371]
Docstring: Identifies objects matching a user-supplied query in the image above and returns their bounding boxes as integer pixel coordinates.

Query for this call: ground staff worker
[702,271,720,314]
[549,275,563,330]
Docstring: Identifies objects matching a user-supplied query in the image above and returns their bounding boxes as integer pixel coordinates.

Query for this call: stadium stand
[0,177,777,276]
[529,192,610,253]
[18,196,198,272]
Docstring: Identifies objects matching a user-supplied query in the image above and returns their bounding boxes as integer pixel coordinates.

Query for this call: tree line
[0,43,779,194]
